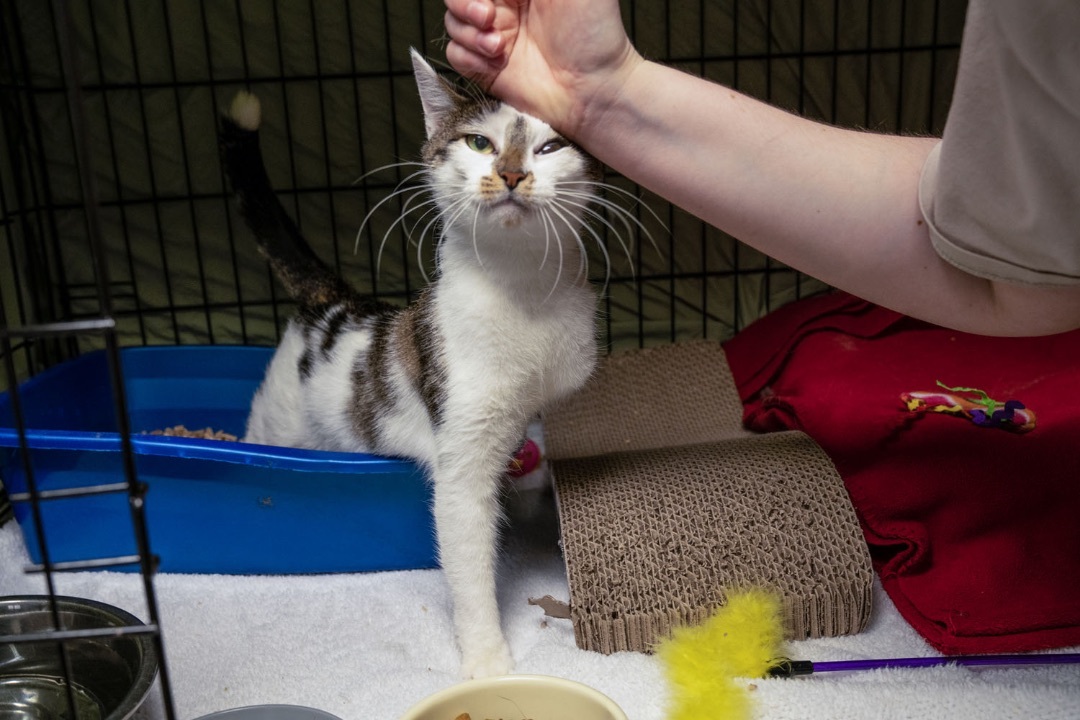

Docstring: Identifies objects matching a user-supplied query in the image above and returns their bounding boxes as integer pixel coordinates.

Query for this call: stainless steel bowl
[0,595,158,720]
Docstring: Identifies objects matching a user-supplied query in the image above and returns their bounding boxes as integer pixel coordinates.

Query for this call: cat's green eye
[537,139,566,155]
[465,134,495,154]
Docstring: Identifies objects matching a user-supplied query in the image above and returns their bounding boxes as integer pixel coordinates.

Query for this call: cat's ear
[410,49,461,139]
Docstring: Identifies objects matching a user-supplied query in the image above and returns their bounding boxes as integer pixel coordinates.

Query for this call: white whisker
[404,189,471,245]
[405,201,443,245]
[351,160,427,187]
[470,204,484,269]
[353,173,431,255]
[373,188,440,278]
[551,206,588,281]
[557,187,663,260]
[557,196,635,283]
[540,207,566,305]
[367,184,475,278]
[559,191,648,239]
[558,202,612,295]
[555,180,668,226]
[536,208,557,304]
[538,203,553,273]
[402,199,442,246]
[417,231,430,284]
[422,196,475,275]
[556,180,667,257]
[546,201,610,297]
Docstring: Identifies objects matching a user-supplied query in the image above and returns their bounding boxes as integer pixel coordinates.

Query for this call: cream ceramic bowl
[399,674,628,720]
[194,705,343,720]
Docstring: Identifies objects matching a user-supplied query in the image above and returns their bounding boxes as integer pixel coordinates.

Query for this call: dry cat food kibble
[453,714,534,720]
[149,425,238,442]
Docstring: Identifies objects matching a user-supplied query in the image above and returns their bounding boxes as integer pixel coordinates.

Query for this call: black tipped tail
[219,92,352,306]
[227,91,263,133]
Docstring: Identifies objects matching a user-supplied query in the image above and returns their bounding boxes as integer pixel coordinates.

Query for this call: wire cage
[1,1,964,718]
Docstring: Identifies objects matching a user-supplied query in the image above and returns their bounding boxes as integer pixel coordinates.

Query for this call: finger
[444,0,496,30]
[444,9,505,58]
[445,40,503,88]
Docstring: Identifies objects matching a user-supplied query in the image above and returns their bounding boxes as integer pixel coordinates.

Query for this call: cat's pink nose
[500,170,526,190]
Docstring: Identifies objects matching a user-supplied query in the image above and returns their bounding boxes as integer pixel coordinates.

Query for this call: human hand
[443,0,641,139]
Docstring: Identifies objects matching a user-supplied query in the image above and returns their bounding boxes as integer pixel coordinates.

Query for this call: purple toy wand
[768,653,1080,677]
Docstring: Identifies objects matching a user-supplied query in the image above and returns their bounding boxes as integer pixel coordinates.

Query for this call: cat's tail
[219,91,353,306]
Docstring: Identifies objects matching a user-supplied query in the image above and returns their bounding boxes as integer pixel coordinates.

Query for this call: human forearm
[575,61,936,305]
[576,60,1080,336]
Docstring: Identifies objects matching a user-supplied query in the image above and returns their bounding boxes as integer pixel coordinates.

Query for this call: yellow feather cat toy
[656,589,784,720]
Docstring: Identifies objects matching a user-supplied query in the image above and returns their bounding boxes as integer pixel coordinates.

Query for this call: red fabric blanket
[722,291,1080,654]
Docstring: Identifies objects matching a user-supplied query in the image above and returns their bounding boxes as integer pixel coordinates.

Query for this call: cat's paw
[459,641,514,679]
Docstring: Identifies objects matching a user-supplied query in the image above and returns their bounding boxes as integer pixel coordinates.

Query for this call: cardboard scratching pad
[543,341,873,654]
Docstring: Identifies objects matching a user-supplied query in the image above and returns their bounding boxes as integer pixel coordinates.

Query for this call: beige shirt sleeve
[918,0,1080,287]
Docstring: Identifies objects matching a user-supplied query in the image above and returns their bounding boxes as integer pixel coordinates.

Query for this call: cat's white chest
[435,268,597,409]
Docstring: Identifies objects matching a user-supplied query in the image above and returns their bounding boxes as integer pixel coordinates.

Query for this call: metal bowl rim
[0,594,160,720]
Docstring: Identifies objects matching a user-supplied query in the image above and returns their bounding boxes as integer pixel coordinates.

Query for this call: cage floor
[2,461,1078,720]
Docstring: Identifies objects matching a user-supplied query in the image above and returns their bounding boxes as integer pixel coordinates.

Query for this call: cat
[219,49,603,678]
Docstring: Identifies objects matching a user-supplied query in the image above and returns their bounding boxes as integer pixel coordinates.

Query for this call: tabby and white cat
[219,50,602,678]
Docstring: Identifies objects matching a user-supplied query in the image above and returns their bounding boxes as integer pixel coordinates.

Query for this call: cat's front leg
[431,441,515,678]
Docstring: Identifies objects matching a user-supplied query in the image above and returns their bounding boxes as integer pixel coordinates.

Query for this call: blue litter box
[0,346,437,574]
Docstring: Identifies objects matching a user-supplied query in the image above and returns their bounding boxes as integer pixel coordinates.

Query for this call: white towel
[1,475,1077,720]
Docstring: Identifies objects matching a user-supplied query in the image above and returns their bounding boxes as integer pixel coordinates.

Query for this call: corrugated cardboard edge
[545,341,874,654]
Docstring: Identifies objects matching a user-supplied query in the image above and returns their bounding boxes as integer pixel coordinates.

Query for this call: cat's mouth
[489,195,529,210]
[482,195,534,228]
[485,195,535,221]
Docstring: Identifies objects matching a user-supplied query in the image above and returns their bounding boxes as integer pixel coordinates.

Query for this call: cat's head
[410,50,601,241]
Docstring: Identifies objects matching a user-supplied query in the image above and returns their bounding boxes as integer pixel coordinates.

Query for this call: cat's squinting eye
[465,134,495,154]
[537,139,566,155]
